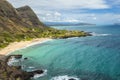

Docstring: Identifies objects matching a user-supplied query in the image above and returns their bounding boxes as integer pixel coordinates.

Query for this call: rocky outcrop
[0,54,44,80]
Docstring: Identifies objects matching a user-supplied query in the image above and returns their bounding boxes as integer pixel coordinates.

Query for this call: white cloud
[109,0,120,7]
[8,0,110,10]
[38,13,120,24]
[37,11,62,22]
[118,19,120,21]
[93,17,97,20]
[54,12,61,16]
[46,13,51,16]
[66,19,79,22]
[61,19,79,22]
[7,0,120,24]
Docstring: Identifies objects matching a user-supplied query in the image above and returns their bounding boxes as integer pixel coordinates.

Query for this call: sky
[8,0,120,24]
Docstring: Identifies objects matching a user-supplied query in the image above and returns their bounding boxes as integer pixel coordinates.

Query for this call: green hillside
[0,0,91,48]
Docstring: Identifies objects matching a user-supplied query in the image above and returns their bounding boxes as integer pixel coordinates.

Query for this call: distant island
[114,23,120,25]
[45,22,95,26]
[0,0,91,80]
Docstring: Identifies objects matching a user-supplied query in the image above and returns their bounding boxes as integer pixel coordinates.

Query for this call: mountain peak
[0,0,19,18]
[17,5,32,11]
[16,5,46,28]
[0,0,46,32]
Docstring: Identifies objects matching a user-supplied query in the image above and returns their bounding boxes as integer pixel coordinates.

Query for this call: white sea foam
[50,75,80,80]
[7,57,21,66]
[67,37,79,39]
[33,69,47,79]
[28,66,35,69]
[91,32,111,36]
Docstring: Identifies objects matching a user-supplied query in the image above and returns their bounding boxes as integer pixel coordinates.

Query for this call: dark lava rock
[32,70,44,74]
[69,78,76,80]
[5,54,22,63]
[14,66,22,70]
[24,57,28,60]
[0,54,44,80]
[13,55,22,59]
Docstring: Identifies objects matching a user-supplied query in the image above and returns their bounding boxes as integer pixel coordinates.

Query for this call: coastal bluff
[0,54,44,80]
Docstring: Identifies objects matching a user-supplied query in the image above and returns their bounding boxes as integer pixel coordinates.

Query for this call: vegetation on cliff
[0,0,91,49]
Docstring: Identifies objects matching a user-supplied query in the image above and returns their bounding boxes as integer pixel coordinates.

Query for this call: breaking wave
[33,69,47,79]
[7,56,22,66]
[91,32,111,36]
[50,75,80,80]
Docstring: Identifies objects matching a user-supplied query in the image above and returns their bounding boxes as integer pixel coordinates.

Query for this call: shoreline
[0,38,52,55]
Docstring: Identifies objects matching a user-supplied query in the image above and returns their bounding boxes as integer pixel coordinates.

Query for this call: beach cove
[10,25,120,80]
[0,38,52,55]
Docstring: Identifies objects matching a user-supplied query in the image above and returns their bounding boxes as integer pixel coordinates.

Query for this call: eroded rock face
[0,0,46,32]
[0,55,44,80]
[16,6,46,28]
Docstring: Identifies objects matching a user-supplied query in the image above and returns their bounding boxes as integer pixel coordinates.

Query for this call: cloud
[38,13,120,24]
[8,0,110,10]
[108,0,120,6]
[37,11,62,22]
[93,17,97,20]
[63,19,79,22]
[46,13,51,16]
[80,13,120,24]
[54,12,61,16]
[7,0,120,24]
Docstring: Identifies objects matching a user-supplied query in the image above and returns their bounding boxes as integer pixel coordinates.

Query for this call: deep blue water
[11,25,120,80]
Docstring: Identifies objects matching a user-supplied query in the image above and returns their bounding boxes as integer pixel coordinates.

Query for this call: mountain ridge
[0,0,49,48]
[16,5,47,28]
[0,0,91,49]
[0,0,46,33]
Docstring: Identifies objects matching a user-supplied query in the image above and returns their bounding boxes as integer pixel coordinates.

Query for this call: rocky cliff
[16,6,46,28]
[0,0,46,33]
[0,0,49,48]
[0,54,44,80]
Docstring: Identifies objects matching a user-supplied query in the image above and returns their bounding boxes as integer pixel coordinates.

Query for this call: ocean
[11,25,120,80]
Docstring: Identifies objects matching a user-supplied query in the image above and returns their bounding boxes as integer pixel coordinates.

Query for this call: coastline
[0,38,52,55]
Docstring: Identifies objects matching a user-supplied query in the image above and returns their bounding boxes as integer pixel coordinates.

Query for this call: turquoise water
[12,25,120,80]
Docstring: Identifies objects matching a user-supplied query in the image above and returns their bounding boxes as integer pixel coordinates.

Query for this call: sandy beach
[0,38,51,55]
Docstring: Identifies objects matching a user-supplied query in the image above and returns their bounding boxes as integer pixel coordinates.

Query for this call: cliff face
[16,6,46,28]
[0,0,49,48]
[0,0,46,33]
[0,0,19,18]
[0,0,23,32]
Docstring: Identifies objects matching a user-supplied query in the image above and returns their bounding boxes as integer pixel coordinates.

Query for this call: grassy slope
[0,27,90,48]
[0,0,91,49]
